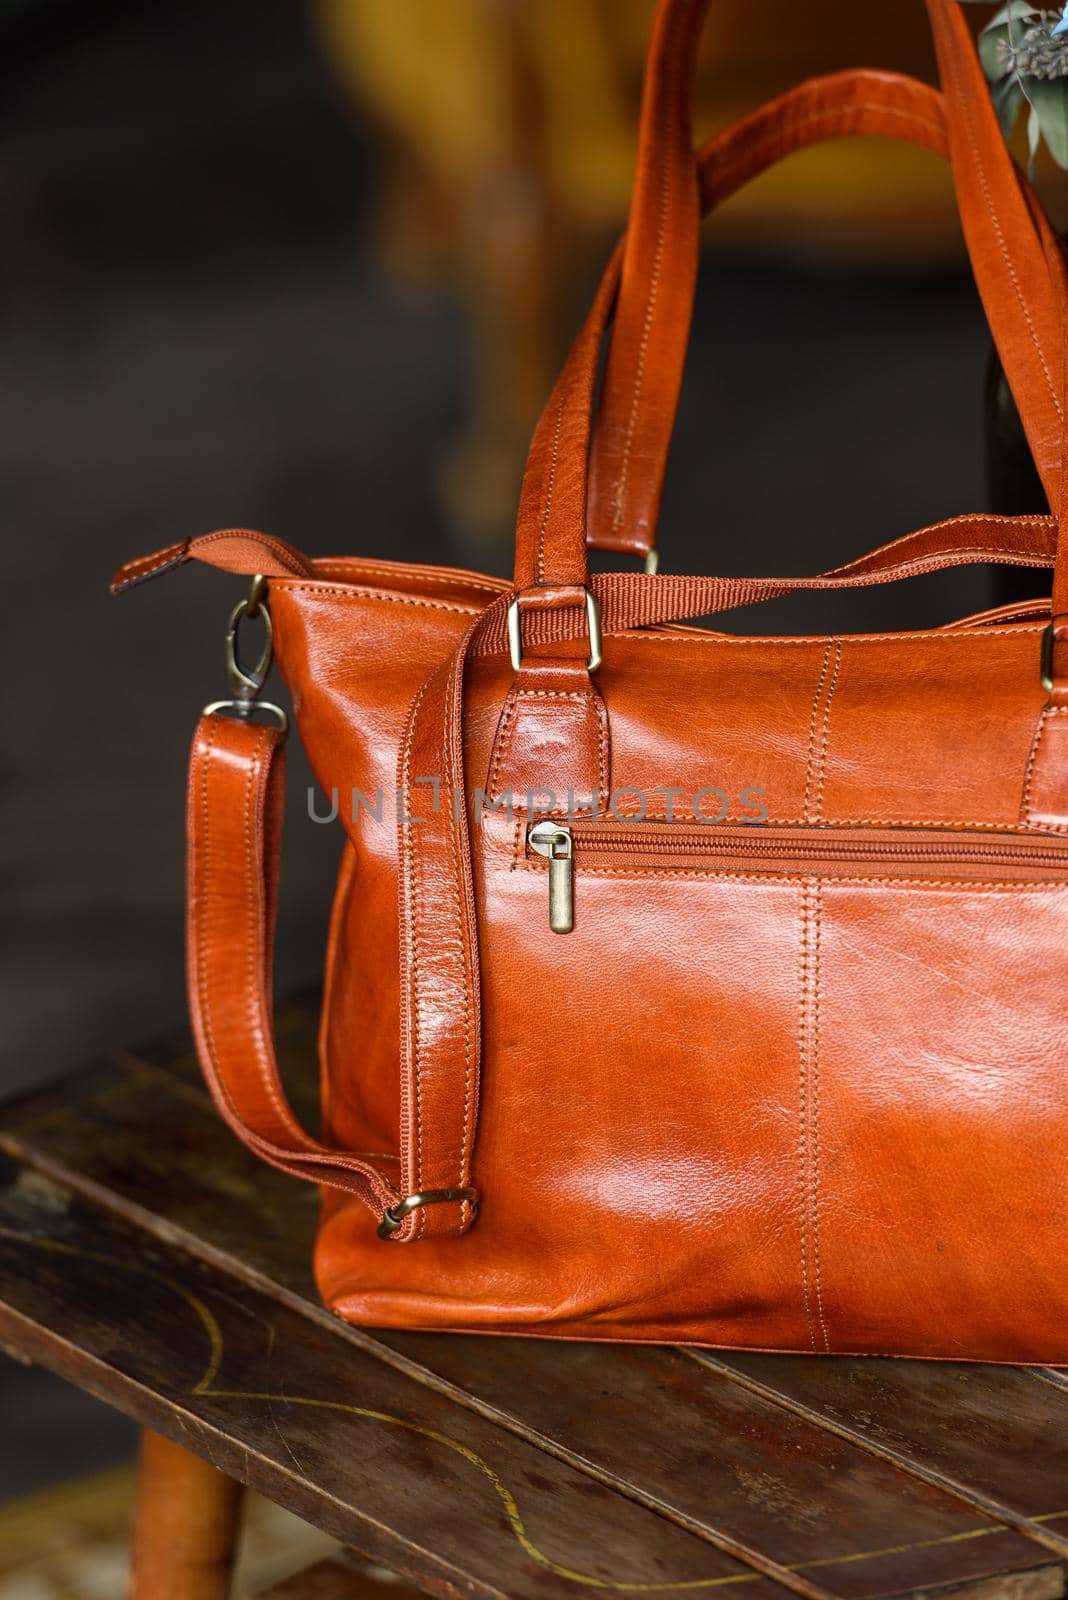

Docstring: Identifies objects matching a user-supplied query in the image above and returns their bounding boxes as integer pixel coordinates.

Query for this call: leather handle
[581,0,1068,575]
[587,66,950,560]
[187,712,477,1243]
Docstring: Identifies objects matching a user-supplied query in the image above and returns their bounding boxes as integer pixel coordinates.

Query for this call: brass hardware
[507,588,602,674]
[225,575,273,701]
[528,820,574,933]
[202,698,289,734]
[1041,618,1067,693]
[377,1188,479,1239]
[644,547,660,576]
[203,574,289,738]
[244,572,267,618]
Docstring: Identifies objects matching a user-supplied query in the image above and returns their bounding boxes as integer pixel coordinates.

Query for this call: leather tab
[1021,704,1068,832]
[111,539,191,594]
[113,528,312,595]
[487,664,610,818]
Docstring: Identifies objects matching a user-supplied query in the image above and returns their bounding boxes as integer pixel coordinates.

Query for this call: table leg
[130,1427,244,1599]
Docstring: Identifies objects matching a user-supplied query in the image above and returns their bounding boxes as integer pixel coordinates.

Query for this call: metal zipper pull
[527,821,574,934]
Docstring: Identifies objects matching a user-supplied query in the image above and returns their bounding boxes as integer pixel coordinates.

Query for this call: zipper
[528,821,575,933]
[526,819,1068,934]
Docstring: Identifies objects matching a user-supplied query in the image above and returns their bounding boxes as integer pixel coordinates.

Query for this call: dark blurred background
[0,0,1061,1581]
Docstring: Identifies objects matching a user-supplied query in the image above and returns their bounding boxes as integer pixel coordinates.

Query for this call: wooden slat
[1,1006,1065,1600]
[0,1157,786,1600]
[697,1350,1068,1545]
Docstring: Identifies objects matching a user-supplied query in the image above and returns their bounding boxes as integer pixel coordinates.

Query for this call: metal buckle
[506,587,602,674]
[377,1188,479,1239]
[644,546,659,576]
[1040,619,1067,693]
[203,574,289,737]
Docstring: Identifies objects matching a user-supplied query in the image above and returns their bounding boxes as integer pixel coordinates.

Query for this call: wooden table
[0,996,1066,1600]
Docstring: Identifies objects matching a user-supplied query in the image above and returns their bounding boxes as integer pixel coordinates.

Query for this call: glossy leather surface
[121,2,1068,1358]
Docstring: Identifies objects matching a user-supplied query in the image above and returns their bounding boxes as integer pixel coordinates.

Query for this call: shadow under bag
[116,0,1068,1361]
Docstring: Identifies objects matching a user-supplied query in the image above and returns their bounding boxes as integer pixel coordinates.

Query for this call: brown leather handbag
[115,0,1068,1363]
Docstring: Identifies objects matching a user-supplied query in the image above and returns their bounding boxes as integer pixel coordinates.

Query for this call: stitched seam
[595,691,610,799]
[802,643,833,824]
[810,883,830,1352]
[536,398,565,584]
[515,864,1068,889]
[121,542,186,579]
[1021,705,1068,832]
[502,689,593,702]
[245,727,316,1144]
[834,542,1051,571]
[501,807,1032,829]
[594,624,1046,646]
[442,655,475,1221]
[194,529,308,570]
[196,720,222,1115]
[613,128,672,533]
[945,36,1063,429]
[487,695,520,803]
[402,676,432,1233]
[269,583,483,616]
[798,880,816,1352]
[814,642,843,824]
[320,561,504,596]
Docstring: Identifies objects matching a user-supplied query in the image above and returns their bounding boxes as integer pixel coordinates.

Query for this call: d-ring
[202,698,289,736]
[377,1188,479,1239]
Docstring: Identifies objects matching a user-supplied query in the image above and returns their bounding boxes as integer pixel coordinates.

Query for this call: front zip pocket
[525,819,1068,933]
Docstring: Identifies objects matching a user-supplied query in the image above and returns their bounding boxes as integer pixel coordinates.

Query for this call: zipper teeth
[563,829,1067,867]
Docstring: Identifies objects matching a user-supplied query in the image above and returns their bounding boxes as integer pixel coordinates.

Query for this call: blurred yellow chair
[312,0,1058,544]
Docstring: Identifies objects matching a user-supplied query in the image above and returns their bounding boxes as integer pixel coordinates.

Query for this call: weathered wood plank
[1,1024,1065,1600]
[698,1351,1068,1547]
[0,1157,789,1600]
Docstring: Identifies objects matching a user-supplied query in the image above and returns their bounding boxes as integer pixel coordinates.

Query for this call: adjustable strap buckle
[377,1188,479,1240]
[506,587,603,673]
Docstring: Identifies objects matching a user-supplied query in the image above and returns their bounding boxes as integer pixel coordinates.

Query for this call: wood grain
[0,1000,1064,1600]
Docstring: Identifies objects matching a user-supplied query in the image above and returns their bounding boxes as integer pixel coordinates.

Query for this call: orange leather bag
[116,0,1068,1362]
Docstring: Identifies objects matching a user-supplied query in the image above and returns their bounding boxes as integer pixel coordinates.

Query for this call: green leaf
[979,23,1011,79]
[1028,75,1068,166]
[984,2,1041,24]
[992,73,1025,137]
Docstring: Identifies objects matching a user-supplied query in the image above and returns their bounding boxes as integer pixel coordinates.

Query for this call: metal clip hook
[202,574,289,736]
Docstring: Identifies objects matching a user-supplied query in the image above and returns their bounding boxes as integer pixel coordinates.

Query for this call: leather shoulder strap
[187,712,478,1243]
